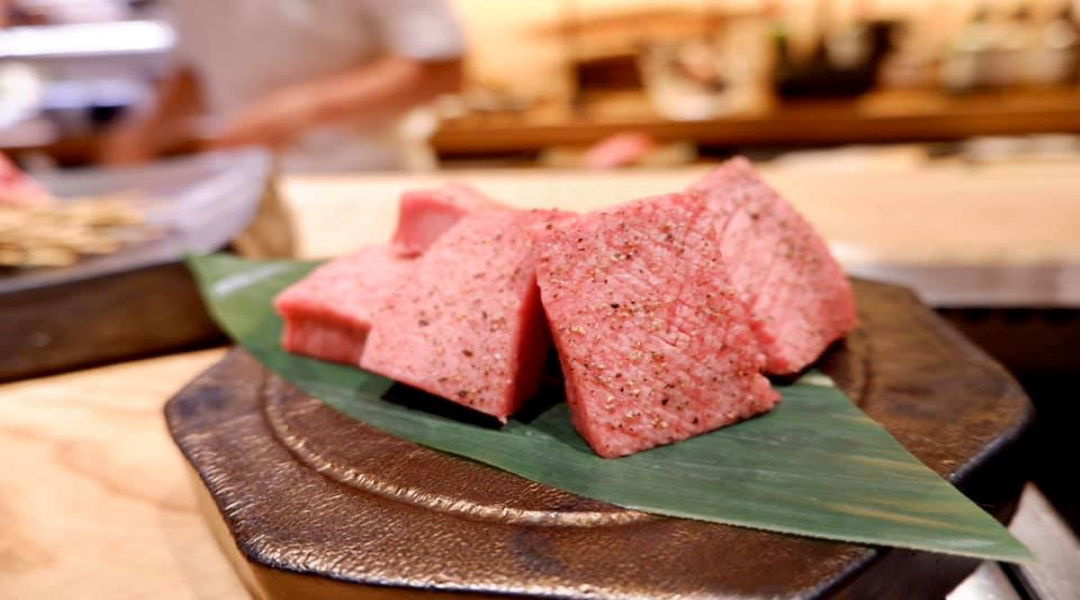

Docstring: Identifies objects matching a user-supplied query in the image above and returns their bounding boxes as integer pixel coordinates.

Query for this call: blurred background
[1,0,1080,169]
[1,2,1078,598]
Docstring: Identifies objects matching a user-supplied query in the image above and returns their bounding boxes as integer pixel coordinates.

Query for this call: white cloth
[169,0,464,172]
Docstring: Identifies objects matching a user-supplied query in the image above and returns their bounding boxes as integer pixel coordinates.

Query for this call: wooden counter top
[0,349,244,599]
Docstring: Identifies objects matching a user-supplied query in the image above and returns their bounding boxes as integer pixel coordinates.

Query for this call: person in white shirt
[103,0,465,171]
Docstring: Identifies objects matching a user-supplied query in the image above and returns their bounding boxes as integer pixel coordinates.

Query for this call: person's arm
[99,66,204,166]
[217,0,466,150]
[213,55,462,150]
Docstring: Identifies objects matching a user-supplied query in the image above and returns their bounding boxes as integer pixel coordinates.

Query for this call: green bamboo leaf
[187,253,1032,563]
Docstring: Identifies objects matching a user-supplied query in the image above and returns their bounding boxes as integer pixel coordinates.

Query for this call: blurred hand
[100,124,157,167]
[99,67,204,168]
[213,88,318,150]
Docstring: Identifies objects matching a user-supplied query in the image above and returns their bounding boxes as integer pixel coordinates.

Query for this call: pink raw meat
[535,193,780,458]
[391,183,504,257]
[0,153,51,207]
[362,209,563,421]
[689,158,857,374]
[583,132,657,169]
[274,246,413,365]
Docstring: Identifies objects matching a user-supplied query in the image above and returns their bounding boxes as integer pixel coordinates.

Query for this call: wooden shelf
[433,88,1080,156]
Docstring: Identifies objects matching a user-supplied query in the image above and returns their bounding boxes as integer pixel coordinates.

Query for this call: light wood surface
[2,160,1080,598]
[283,161,1080,264]
[0,349,244,599]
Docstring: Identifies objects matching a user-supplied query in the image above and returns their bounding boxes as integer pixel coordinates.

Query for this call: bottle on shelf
[982,1,1033,88]
[1024,0,1080,85]
[942,2,993,92]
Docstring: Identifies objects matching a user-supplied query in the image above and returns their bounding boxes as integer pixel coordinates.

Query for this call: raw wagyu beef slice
[535,193,780,458]
[0,152,51,206]
[391,183,504,257]
[274,246,413,365]
[362,210,560,421]
[690,157,857,374]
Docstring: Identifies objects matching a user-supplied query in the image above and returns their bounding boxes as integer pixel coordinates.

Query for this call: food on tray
[275,246,414,365]
[0,196,151,268]
[689,158,856,374]
[274,157,855,456]
[535,192,779,457]
[362,210,563,421]
[0,153,154,268]
[391,183,503,257]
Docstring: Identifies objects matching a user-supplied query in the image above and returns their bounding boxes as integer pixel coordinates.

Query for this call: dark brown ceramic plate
[167,280,1031,599]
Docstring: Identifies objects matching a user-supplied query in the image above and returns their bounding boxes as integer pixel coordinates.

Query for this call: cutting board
[166,280,1031,599]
